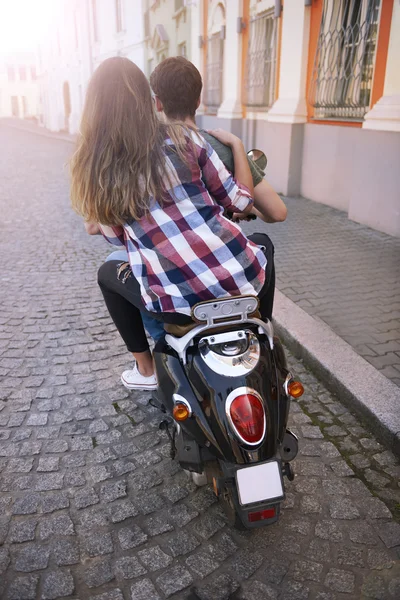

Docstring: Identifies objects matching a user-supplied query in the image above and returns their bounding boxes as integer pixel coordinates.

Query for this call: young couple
[70,56,287,391]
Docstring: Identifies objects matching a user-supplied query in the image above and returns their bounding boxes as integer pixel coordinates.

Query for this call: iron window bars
[204,32,225,113]
[309,0,381,121]
[245,9,278,109]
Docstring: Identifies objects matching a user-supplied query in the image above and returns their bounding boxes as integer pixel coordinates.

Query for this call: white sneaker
[121,363,158,391]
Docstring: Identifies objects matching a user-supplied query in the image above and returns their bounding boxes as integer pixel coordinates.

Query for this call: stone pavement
[243,198,400,387]
[0,123,400,600]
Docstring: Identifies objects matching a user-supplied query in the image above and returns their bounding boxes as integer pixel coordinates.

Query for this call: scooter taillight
[229,393,265,445]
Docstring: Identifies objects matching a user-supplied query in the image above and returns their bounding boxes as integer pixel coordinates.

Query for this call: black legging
[98,233,275,353]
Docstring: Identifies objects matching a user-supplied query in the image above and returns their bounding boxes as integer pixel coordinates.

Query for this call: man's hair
[150,57,203,120]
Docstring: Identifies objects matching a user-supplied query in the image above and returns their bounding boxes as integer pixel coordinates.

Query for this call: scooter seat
[163,310,262,338]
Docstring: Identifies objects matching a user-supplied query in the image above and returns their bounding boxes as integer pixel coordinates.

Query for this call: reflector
[248,507,276,522]
[229,393,265,444]
[287,381,304,398]
[173,403,190,421]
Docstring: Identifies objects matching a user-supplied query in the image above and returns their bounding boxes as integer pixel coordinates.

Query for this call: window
[245,10,278,109]
[204,32,224,113]
[30,66,37,80]
[92,0,99,42]
[144,10,150,38]
[7,66,15,81]
[309,0,381,120]
[22,96,28,117]
[178,42,187,58]
[74,12,79,48]
[11,96,19,117]
[115,0,123,33]
[19,67,27,81]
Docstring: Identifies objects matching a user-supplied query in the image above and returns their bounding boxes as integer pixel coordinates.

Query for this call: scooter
[152,150,303,529]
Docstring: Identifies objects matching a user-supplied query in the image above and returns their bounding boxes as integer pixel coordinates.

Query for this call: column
[190,0,203,71]
[217,0,243,120]
[267,0,310,124]
[363,1,400,132]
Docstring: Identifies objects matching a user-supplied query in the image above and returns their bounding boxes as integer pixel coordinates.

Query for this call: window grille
[204,33,224,113]
[115,0,123,33]
[92,0,99,42]
[245,9,278,109]
[309,0,381,120]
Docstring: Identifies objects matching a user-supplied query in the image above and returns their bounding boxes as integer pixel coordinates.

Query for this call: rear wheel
[219,486,246,530]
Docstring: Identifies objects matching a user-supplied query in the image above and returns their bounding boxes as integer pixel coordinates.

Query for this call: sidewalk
[243,198,400,387]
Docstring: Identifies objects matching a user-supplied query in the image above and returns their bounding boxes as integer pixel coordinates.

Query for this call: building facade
[0,52,39,119]
[37,0,400,237]
[195,0,400,237]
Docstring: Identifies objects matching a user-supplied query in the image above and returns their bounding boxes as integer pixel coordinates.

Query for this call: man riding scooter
[133,57,287,347]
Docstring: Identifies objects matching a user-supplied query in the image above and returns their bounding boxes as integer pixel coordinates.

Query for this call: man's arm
[202,130,286,223]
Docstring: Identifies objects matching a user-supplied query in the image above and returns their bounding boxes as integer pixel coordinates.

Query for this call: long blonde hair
[70,57,191,225]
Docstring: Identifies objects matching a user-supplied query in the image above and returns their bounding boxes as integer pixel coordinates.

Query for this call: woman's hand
[84,221,101,235]
[207,129,243,149]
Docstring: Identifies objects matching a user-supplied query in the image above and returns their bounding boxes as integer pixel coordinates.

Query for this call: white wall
[0,53,39,119]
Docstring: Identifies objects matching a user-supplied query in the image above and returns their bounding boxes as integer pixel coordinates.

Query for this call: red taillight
[229,393,265,444]
[248,507,276,523]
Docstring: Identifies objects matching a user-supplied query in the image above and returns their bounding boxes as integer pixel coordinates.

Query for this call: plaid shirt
[100,132,266,316]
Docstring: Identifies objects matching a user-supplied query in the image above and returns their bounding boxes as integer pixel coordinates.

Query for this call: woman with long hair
[70,57,272,390]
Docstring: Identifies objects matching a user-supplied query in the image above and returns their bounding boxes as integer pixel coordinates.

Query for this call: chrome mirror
[247,149,267,172]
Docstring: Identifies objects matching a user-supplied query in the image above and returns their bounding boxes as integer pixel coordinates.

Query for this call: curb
[1,119,76,144]
[274,289,400,457]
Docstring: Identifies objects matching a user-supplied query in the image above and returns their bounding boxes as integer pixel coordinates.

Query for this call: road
[0,123,399,600]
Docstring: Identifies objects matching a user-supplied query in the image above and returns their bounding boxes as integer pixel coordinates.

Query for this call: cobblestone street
[1,123,400,600]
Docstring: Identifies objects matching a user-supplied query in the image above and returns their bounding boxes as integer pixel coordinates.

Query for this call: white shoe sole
[120,374,158,391]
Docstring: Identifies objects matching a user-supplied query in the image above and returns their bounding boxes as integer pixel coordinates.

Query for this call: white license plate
[235,460,284,506]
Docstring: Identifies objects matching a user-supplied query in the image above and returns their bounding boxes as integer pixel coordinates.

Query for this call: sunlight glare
[0,0,59,55]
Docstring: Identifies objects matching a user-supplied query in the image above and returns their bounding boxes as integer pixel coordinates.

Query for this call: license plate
[235,460,284,506]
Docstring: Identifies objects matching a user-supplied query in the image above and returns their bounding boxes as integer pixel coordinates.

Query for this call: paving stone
[137,545,173,571]
[306,539,331,562]
[227,549,264,581]
[337,546,364,567]
[359,438,383,452]
[156,564,193,597]
[19,442,42,456]
[74,487,99,509]
[377,521,400,548]
[324,568,355,594]
[349,522,378,546]
[108,500,138,523]
[76,506,109,529]
[6,574,39,600]
[301,426,324,439]
[363,469,391,488]
[330,460,355,477]
[8,518,37,543]
[192,510,225,539]
[114,556,147,579]
[15,544,50,571]
[367,548,395,570]
[52,539,80,566]
[329,496,360,519]
[26,413,48,426]
[41,492,69,513]
[360,496,392,519]
[129,579,161,600]
[12,495,40,515]
[162,483,189,504]
[240,580,278,600]
[42,569,75,599]
[0,546,10,574]
[349,453,371,469]
[37,457,60,472]
[144,514,174,536]
[82,532,114,557]
[100,479,127,503]
[300,495,322,514]
[6,458,34,473]
[88,465,112,483]
[361,574,387,600]
[118,525,148,550]
[280,579,310,600]
[292,559,324,582]
[35,473,64,491]
[315,520,343,542]
[39,513,75,540]
[83,558,114,587]
[137,492,165,515]
[89,590,124,600]
[388,578,400,598]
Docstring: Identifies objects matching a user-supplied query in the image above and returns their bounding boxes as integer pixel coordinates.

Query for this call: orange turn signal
[173,402,190,421]
[287,380,304,398]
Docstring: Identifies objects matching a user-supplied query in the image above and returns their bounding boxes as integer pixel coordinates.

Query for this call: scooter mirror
[247,149,267,172]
